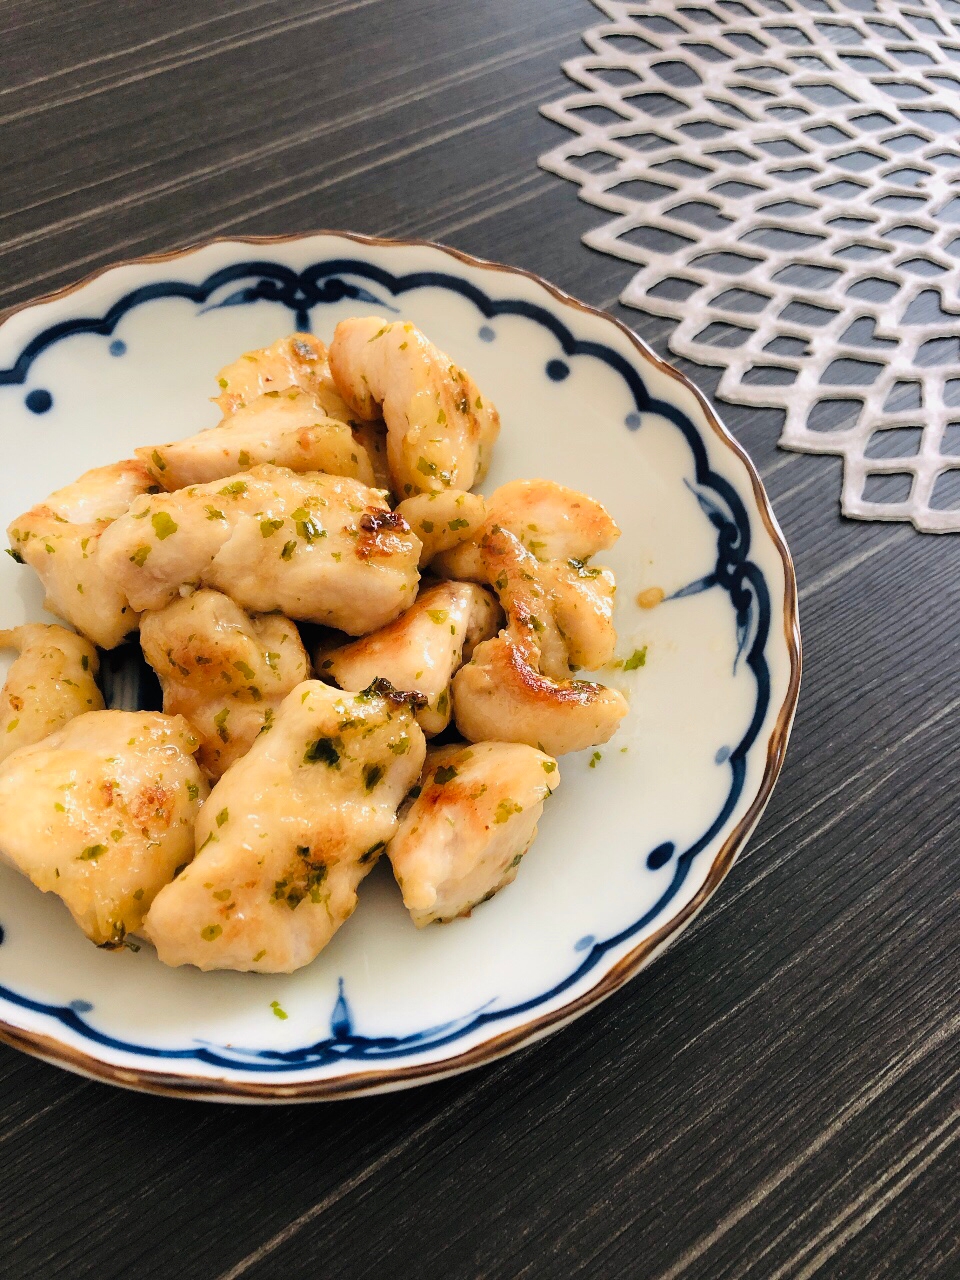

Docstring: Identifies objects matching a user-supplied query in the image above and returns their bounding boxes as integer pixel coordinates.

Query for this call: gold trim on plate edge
[0,231,802,1102]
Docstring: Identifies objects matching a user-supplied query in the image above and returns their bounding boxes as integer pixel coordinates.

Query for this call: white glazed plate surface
[0,233,800,1101]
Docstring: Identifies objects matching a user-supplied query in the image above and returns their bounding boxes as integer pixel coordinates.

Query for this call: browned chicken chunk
[7,460,156,648]
[0,710,207,947]
[329,317,500,496]
[143,679,425,972]
[453,527,627,756]
[140,589,310,778]
[97,464,422,633]
[138,388,374,491]
[389,741,559,925]
[319,580,501,735]
[212,333,354,422]
[0,625,103,764]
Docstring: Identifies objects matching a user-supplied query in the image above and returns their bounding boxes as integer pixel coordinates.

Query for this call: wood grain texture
[1,1,957,1276]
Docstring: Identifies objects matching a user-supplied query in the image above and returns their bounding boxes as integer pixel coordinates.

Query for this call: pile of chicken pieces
[0,319,628,973]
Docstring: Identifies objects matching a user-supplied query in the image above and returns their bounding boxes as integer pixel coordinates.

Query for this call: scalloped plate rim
[0,231,801,1102]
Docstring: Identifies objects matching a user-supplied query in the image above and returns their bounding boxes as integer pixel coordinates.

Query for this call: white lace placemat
[540,0,960,531]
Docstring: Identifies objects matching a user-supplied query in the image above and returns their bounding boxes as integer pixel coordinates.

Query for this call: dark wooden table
[2,2,957,1276]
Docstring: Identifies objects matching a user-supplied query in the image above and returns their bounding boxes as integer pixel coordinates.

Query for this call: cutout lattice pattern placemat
[540,0,960,531]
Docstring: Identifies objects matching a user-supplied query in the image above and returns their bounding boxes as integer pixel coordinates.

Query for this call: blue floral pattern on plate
[0,238,798,1095]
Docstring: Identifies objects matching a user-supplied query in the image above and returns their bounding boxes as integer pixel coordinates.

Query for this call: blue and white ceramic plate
[0,233,800,1101]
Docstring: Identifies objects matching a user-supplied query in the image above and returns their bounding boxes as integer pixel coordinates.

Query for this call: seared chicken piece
[452,528,628,756]
[0,625,103,764]
[138,388,375,490]
[97,464,421,634]
[0,710,207,947]
[395,489,486,567]
[436,478,620,580]
[7,460,156,648]
[454,635,627,757]
[213,334,390,489]
[329,317,501,496]
[388,741,559,926]
[143,679,425,972]
[213,333,354,422]
[437,478,621,673]
[140,590,310,779]
[535,558,618,674]
[463,477,619,563]
[319,581,501,735]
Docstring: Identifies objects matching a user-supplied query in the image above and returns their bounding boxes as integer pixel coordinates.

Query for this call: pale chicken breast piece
[137,388,375,490]
[140,590,310,779]
[0,625,103,764]
[394,489,486,567]
[436,478,621,673]
[0,710,207,947]
[96,464,421,633]
[388,741,559,926]
[436,478,619,579]
[143,679,426,972]
[452,528,628,756]
[454,635,628,757]
[328,317,501,497]
[475,478,619,562]
[213,333,355,422]
[319,580,501,735]
[7,460,156,648]
[212,333,390,489]
[538,559,618,672]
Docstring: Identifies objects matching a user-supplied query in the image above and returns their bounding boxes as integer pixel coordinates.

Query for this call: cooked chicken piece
[329,317,501,496]
[7,460,156,649]
[0,625,103,764]
[138,389,375,491]
[437,476,619,574]
[388,741,559,926]
[143,679,425,972]
[457,520,617,678]
[213,333,354,422]
[484,477,619,562]
[537,559,619,673]
[437,479,621,672]
[319,581,501,735]
[452,528,628,756]
[97,464,421,634]
[212,333,392,489]
[395,489,486,567]
[13,459,155,526]
[0,710,207,947]
[140,590,310,779]
[454,636,627,757]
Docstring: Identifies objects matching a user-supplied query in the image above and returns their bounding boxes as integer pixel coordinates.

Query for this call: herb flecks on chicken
[143,679,425,972]
[97,464,422,634]
[388,741,559,926]
[0,710,207,947]
[329,317,500,497]
[0,625,103,764]
[6,460,155,649]
[395,489,486,567]
[445,481,628,755]
[212,333,354,422]
[138,388,375,491]
[140,589,310,779]
[319,579,501,736]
